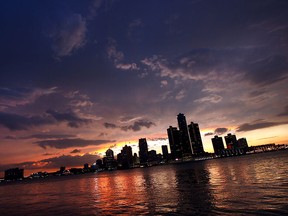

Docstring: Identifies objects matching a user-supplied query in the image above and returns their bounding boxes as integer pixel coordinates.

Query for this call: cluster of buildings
[5,113,286,182]
[166,113,250,158]
[99,113,250,170]
[212,134,248,157]
[96,138,168,171]
[167,113,205,159]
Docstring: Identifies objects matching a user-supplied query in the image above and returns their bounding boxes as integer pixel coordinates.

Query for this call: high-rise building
[117,145,133,169]
[177,113,193,156]
[224,133,238,149]
[139,138,148,164]
[238,138,248,149]
[148,150,157,163]
[212,135,225,155]
[188,122,204,155]
[103,148,116,170]
[161,145,169,160]
[167,126,182,159]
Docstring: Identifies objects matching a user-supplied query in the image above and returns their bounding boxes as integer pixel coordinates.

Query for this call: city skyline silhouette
[0,0,288,180]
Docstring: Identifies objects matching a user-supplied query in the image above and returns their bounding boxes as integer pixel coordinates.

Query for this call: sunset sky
[1,0,288,175]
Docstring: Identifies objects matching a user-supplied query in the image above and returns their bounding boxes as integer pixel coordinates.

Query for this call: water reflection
[206,152,288,215]
[91,171,147,214]
[1,151,288,215]
[90,168,180,215]
[141,167,179,214]
[90,163,215,215]
[173,163,215,215]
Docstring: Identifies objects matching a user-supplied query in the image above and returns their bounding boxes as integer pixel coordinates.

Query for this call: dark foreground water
[1,150,288,215]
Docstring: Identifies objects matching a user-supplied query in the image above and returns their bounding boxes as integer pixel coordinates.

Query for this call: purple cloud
[0,112,54,131]
[0,153,101,172]
[204,132,214,136]
[120,120,156,132]
[46,109,92,128]
[35,138,115,149]
[214,128,228,135]
[70,149,81,154]
[236,120,288,132]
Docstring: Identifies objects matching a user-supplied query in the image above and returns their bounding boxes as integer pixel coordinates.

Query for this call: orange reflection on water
[89,168,180,214]
[90,171,148,214]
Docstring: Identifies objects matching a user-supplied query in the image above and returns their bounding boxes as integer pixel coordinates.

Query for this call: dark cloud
[70,149,81,154]
[4,133,76,140]
[0,112,54,131]
[277,105,288,116]
[98,132,108,137]
[23,134,76,139]
[0,87,33,102]
[103,122,117,129]
[104,119,156,132]
[0,87,57,109]
[204,132,214,136]
[46,109,92,128]
[35,138,114,149]
[41,154,101,169]
[236,121,288,132]
[244,55,288,86]
[214,128,228,135]
[204,128,228,136]
[120,120,156,132]
[4,135,17,139]
[0,153,101,172]
[42,153,56,156]
[0,104,91,132]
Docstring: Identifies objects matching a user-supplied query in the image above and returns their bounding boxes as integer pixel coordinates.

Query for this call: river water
[1,150,288,215]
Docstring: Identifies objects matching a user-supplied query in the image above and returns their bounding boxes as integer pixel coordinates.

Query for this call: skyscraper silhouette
[139,138,148,164]
[237,138,248,149]
[161,145,169,160]
[177,113,193,156]
[117,145,133,169]
[225,133,238,149]
[167,126,183,159]
[103,148,116,170]
[188,122,204,155]
[211,135,225,155]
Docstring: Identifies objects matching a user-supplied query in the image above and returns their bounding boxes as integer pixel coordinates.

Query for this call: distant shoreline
[1,148,287,186]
